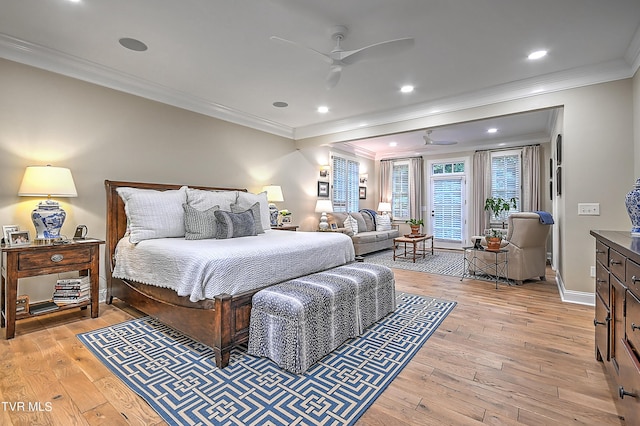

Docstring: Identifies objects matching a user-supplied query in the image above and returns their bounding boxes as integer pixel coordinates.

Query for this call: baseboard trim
[556,271,595,306]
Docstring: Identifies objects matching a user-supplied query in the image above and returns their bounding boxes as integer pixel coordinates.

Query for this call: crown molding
[294,59,634,141]
[625,24,640,73]
[0,33,294,139]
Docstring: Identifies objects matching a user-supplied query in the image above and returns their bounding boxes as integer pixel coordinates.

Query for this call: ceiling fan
[424,130,458,146]
[270,25,414,89]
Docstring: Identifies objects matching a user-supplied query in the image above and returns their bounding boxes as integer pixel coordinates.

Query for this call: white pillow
[236,191,270,231]
[117,186,188,243]
[344,214,359,235]
[186,188,237,212]
[376,214,392,231]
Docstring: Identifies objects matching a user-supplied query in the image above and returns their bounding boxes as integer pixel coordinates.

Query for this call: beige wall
[0,58,372,301]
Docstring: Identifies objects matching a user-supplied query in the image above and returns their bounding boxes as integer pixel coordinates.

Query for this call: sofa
[327,211,400,256]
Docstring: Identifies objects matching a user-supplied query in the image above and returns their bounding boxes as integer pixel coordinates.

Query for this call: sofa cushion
[351,232,378,244]
[328,212,348,228]
[360,210,376,232]
[376,214,392,231]
[344,214,359,235]
[349,212,367,233]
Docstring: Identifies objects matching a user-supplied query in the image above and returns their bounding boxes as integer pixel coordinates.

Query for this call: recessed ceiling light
[119,38,148,52]
[400,85,414,93]
[487,128,498,133]
[528,50,547,60]
[389,142,397,147]
[317,106,329,114]
[272,101,288,108]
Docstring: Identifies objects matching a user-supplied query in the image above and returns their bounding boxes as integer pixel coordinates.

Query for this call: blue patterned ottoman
[248,263,395,374]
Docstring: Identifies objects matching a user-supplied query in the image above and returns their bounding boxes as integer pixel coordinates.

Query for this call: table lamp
[18,165,78,242]
[262,185,284,227]
[378,202,392,215]
[315,199,333,231]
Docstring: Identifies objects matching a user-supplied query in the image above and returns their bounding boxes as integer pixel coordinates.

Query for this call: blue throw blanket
[360,208,378,225]
[535,211,554,225]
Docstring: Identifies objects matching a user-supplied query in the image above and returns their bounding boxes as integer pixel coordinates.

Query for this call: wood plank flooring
[0,267,626,425]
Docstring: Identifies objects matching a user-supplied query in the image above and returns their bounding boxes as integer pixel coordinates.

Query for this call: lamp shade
[262,185,284,203]
[18,165,78,197]
[315,199,333,213]
[377,202,391,212]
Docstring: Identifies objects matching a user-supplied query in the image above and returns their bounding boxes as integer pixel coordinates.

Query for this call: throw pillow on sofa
[344,214,359,235]
[376,214,392,231]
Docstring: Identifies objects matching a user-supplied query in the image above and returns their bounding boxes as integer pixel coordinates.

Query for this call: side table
[1,239,104,339]
[393,235,434,263]
[461,246,509,289]
[271,225,299,231]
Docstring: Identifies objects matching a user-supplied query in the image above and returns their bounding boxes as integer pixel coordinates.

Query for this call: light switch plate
[578,203,600,216]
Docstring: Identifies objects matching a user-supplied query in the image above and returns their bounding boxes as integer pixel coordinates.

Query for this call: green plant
[405,218,424,226]
[486,228,503,239]
[484,197,517,219]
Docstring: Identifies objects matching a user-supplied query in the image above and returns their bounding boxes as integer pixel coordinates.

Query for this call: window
[490,150,521,221]
[391,161,409,220]
[332,154,359,212]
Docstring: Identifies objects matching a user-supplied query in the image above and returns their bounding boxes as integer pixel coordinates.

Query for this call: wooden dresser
[591,230,640,424]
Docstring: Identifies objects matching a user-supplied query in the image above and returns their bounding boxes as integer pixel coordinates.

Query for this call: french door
[428,159,469,249]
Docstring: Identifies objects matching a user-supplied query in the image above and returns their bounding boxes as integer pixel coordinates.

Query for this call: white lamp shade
[18,165,78,197]
[262,185,284,203]
[315,199,333,213]
[377,202,391,212]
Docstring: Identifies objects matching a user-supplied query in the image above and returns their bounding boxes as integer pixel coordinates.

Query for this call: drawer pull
[632,275,640,283]
[610,260,622,266]
[593,317,610,327]
[596,249,606,254]
[619,386,637,399]
[50,254,64,262]
[632,323,640,332]
[596,278,607,284]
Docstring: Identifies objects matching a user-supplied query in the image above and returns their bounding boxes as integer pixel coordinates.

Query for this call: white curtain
[522,145,541,212]
[379,160,393,204]
[409,157,424,221]
[472,151,491,234]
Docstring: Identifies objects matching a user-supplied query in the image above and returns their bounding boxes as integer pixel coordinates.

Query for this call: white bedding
[112,230,355,302]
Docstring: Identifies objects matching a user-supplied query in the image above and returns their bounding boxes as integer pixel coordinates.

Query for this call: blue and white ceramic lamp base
[625,178,640,236]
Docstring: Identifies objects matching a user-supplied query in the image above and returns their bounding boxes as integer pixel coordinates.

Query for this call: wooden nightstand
[271,225,299,231]
[1,239,104,339]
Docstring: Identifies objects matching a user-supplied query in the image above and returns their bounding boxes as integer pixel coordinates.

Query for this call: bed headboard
[104,180,247,274]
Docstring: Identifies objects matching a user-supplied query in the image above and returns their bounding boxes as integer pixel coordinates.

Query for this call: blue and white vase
[625,178,640,236]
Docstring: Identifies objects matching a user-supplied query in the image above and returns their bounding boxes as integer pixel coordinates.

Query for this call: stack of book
[53,276,90,306]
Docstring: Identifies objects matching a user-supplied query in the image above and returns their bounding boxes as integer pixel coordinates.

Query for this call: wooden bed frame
[104,180,271,369]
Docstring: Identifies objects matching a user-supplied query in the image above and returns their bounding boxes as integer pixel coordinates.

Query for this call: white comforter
[112,230,355,302]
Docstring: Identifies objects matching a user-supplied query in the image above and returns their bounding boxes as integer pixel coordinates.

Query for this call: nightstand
[271,225,299,231]
[1,239,104,339]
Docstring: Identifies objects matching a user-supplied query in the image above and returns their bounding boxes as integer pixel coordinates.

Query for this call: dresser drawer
[595,292,611,361]
[618,340,640,426]
[627,290,640,355]
[17,247,92,271]
[627,258,640,299]
[596,240,609,269]
[610,249,626,283]
[596,261,610,307]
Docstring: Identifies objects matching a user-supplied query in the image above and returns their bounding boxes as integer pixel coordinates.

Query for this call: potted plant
[485,228,503,250]
[405,218,424,235]
[484,197,517,228]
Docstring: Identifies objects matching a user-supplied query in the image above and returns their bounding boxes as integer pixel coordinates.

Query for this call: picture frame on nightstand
[3,224,19,244]
[8,230,30,246]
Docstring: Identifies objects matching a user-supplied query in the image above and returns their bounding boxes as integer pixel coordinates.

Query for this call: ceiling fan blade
[339,37,414,65]
[270,36,332,64]
[326,65,342,89]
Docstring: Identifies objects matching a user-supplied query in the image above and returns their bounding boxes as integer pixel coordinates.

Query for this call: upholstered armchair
[471,212,552,284]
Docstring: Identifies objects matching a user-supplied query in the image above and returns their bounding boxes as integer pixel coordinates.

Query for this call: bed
[104,180,355,369]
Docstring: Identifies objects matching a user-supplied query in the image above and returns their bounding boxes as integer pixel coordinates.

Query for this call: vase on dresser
[625,178,640,236]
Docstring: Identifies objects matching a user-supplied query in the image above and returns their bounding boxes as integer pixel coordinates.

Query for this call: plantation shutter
[432,178,463,241]
[332,155,359,212]
[491,151,521,221]
[392,162,410,219]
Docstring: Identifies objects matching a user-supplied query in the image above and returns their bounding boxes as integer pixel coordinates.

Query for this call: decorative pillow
[116,186,187,243]
[360,210,376,232]
[236,191,270,231]
[344,214,359,235]
[350,212,367,233]
[186,188,237,212]
[327,212,348,228]
[231,202,264,234]
[214,209,257,239]
[376,214,392,231]
[183,204,219,240]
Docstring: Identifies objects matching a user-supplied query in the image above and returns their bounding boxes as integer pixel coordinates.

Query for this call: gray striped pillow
[183,204,219,240]
[214,209,258,239]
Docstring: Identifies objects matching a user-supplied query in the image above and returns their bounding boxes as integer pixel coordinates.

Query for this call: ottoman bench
[248,263,395,374]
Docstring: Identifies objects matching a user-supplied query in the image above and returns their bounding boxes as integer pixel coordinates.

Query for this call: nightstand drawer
[17,246,92,271]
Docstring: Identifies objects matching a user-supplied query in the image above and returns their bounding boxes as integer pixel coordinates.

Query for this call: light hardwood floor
[0,267,625,425]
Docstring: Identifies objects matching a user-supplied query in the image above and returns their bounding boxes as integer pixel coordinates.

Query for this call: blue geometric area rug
[77,293,456,426]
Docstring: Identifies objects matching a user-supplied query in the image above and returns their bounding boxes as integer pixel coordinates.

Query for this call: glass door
[428,159,468,249]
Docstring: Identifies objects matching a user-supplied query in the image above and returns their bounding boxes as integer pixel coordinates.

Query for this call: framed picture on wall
[317,181,329,198]
[556,134,562,165]
[359,186,367,199]
[556,166,562,196]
